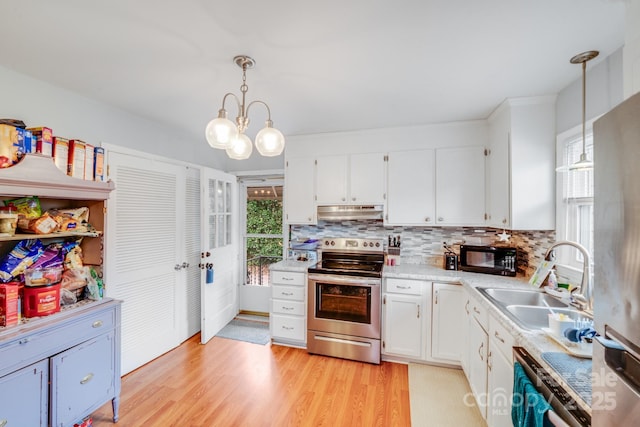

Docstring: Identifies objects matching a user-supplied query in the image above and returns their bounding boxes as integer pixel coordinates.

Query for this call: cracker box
[52,137,70,174]
[94,146,105,182]
[27,127,53,157]
[68,139,86,179]
[0,282,20,327]
[84,143,95,181]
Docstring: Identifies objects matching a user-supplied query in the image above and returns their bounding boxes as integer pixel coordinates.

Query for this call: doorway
[239,178,284,314]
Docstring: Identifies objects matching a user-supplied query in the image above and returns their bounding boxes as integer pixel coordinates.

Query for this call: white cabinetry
[270,270,307,347]
[466,291,489,420]
[435,146,486,226]
[430,282,464,363]
[285,157,316,224]
[315,153,385,205]
[487,96,556,230]
[487,315,515,427]
[386,150,436,225]
[382,278,429,360]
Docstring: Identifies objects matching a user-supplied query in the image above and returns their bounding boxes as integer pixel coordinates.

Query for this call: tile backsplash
[290,221,555,278]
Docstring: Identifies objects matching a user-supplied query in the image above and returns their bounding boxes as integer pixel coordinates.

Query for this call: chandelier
[205,55,285,159]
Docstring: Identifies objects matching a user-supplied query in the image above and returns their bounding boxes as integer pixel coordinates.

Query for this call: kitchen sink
[478,287,568,308]
[476,287,591,331]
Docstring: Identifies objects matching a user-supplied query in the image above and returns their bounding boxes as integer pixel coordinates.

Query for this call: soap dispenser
[548,269,558,289]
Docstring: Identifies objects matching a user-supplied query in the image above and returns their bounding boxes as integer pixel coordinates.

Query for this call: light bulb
[226,133,252,160]
[255,123,285,156]
[205,114,238,149]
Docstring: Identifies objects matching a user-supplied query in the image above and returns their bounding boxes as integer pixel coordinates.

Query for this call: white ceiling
[0,0,627,146]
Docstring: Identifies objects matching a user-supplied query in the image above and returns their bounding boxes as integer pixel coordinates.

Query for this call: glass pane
[225,214,231,246]
[216,180,224,213]
[316,282,371,323]
[209,179,217,212]
[209,215,217,249]
[245,237,283,286]
[217,215,225,248]
[225,182,231,213]
[577,204,594,262]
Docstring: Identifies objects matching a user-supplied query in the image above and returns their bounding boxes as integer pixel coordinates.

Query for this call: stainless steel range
[307,237,384,364]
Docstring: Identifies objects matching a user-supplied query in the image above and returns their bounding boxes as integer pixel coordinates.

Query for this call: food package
[18,212,59,234]
[84,143,95,181]
[0,124,20,168]
[68,139,86,178]
[4,196,42,219]
[63,241,84,270]
[94,146,105,182]
[0,283,20,326]
[30,243,64,270]
[61,267,88,291]
[52,137,69,174]
[47,207,91,232]
[24,267,63,287]
[26,127,53,157]
[0,239,45,282]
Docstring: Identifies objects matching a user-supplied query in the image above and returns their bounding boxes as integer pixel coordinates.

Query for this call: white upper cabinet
[315,153,385,205]
[285,157,316,224]
[487,97,556,230]
[386,149,436,225]
[435,146,486,226]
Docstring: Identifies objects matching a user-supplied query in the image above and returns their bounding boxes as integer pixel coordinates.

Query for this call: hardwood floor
[93,335,410,427]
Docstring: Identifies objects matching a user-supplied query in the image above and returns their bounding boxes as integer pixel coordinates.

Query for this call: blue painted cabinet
[0,359,48,427]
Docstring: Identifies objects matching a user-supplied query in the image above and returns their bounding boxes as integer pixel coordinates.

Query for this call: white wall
[555,48,624,135]
[624,0,640,98]
[0,65,227,171]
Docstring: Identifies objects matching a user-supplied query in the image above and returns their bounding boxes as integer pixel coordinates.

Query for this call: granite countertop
[270,260,591,413]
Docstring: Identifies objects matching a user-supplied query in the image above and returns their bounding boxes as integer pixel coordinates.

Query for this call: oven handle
[308,274,381,286]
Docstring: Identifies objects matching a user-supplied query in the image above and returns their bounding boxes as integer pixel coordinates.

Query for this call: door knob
[182,262,189,268]
[174,264,182,271]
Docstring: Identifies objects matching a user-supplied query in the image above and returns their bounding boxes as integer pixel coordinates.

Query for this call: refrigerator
[593,91,640,425]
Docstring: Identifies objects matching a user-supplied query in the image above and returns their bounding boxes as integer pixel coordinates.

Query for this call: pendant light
[557,50,599,172]
[205,55,285,159]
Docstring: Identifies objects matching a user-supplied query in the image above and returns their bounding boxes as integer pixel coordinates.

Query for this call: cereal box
[52,137,69,174]
[0,124,20,168]
[94,146,105,182]
[0,283,19,327]
[68,139,86,179]
[27,127,53,157]
[84,143,95,181]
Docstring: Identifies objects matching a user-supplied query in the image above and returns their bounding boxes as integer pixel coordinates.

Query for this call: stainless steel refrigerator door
[593,92,640,424]
[593,92,640,345]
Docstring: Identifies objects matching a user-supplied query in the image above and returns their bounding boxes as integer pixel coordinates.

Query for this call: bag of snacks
[4,196,41,219]
[0,239,44,282]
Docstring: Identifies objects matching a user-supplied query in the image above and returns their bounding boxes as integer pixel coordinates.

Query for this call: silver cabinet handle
[438,217,444,222]
[92,320,103,328]
[417,304,420,318]
[425,217,431,222]
[494,330,505,343]
[352,197,356,201]
[282,306,294,311]
[487,350,493,371]
[281,291,294,296]
[282,277,294,281]
[80,373,94,384]
[19,338,30,345]
[397,285,409,289]
[282,326,294,331]
[473,306,481,315]
[478,342,484,361]
[434,290,438,304]
[465,300,470,315]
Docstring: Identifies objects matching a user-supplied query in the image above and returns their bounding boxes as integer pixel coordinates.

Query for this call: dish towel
[512,362,554,427]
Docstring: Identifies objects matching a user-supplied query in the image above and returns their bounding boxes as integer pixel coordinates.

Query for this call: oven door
[307,273,381,340]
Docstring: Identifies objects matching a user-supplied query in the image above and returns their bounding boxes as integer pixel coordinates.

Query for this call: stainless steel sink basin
[476,287,591,330]
[477,287,569,308]
[504,305,590,331]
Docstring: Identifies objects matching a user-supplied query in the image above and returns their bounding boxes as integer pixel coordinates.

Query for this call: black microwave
[459,245,517,276]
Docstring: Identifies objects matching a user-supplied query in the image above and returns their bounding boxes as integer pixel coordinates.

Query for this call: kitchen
[1,1,640,426]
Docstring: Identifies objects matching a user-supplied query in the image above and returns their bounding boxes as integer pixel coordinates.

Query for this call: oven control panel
[320,238,384,253]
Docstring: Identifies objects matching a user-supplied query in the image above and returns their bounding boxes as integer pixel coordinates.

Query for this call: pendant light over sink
[557,50,599,172]
[205,55,285,160]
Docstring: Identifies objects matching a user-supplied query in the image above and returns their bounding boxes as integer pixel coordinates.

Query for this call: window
[242,181,284,286]
[556,126,594,270]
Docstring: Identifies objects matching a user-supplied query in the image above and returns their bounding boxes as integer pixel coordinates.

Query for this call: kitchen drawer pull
[281,291,294,296]
[465,300,470,315]
[478,342,484,361]
[282,326,294,331]
[417,304,420,318]
[92,320,104,328]
[80,373,94,384]
[18,338,31,345]
[282,306,294,311]
[487,350,492,371]
[425,217,431,222]
[473,306,481,315]
[397,285,410,289]
[494,331,505,343]
[282,277,294,281]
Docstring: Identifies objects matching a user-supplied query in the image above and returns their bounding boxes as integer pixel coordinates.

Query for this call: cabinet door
[285,157,316,224]
[315,155,348,204]
[431,283,463,363]
[0,359,48,427]
[487,107,511,228]
[435,146,485,226]
[460,293,471,375]
[386,150,435,225]
[349,153,385,204]
[487,343,514,427]
[468,317,488,419]
[382,293,423,358]
[51,332,116,427]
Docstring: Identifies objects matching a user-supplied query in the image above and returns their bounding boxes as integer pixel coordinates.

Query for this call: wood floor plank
[92,335,410,427]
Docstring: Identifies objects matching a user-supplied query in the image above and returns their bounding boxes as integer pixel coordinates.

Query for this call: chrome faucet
[544,240,593,311]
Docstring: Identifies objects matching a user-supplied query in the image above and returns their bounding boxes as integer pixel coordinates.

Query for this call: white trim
[102,142,204,171]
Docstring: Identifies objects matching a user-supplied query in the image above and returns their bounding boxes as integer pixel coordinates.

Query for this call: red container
[0,282,20,326]
[23,282,61,318]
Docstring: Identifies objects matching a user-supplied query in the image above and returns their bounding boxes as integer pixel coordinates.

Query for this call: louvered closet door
[200,168,239,343]
[105,151,185,375]
[182,167,201,340]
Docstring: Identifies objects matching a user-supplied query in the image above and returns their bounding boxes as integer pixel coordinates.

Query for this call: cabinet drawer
[271,315,306,341]
[469,295,489,332]
[271,271,306,286]
[272,299,305,316]
[489,316,515,361]
[271,285,305,301]
[385,278,424,295]
[0,306,116,377]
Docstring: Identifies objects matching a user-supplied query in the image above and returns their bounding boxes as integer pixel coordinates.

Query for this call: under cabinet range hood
[316,205,384,221]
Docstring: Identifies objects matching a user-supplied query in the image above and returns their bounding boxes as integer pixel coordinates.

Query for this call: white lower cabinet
[466,292,489,420]
[382,278,429,360]
[487,315,515,427]
[430,282,464,363]
[270,270,307,347]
